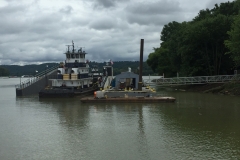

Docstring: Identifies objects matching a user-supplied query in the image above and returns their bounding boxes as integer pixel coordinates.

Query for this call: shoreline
[170,82,240,96]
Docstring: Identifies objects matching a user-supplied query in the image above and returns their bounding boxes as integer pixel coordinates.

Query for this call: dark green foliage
[148,21,183,77]
[0,67,10,76]
[225,15,240,67]
[193,9,212,22]
[147,0,240,77]
[90,61,156,76]
[180,14,233,75]
[1,63,58,77]
[2,61,156,77]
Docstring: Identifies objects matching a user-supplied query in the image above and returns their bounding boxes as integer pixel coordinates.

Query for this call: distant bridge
[144,74,240,86]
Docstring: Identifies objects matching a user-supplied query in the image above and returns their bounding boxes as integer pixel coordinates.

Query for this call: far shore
[170,82,240,96]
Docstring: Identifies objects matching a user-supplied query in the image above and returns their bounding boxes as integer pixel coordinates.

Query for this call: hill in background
[1,61,157,76]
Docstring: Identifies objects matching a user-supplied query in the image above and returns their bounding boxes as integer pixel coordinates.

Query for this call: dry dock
[80,96,176,103]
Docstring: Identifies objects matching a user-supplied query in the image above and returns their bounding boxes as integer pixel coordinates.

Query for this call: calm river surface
[1,78,240,160]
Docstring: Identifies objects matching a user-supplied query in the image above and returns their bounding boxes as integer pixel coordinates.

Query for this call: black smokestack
[138,39,144,91]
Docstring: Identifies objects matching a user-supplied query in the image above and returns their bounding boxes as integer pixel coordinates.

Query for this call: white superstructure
[50,41,93,88]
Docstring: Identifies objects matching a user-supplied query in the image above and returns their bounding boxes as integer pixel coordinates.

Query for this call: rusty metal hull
[80,96,176,103]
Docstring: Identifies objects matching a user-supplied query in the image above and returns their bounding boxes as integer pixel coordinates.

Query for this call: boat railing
[100,76,108,88]
[15,65,59,89]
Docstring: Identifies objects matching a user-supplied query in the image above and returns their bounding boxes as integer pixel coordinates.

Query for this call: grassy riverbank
[172,82,240,96]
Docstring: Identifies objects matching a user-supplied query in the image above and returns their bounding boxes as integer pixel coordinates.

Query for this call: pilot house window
[76,54,79,58]
[80,54,85,58]
[66,54,70,58]
[71,54,75,58]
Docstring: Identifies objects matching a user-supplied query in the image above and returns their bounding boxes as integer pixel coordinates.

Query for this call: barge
[81,97,176,103]
[80,69,176,103]
[80,39,176,103]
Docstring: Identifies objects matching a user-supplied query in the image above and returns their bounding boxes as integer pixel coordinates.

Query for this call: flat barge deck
[80,96,176,103]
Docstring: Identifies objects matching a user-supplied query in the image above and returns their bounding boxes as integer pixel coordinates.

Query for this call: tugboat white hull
[39,41,100,98]
[51,79,92,88]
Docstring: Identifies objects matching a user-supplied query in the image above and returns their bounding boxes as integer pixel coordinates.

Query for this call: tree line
[147,0,240,77]
[0,67,10,76]
[1,61,156,77]
[91,61,156,75]
[1,63,58,77]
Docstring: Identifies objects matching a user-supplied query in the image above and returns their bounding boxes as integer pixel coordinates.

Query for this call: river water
[1,78,240,160]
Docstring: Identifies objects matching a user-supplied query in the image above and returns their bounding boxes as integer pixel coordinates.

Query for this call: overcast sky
[0,0,234,65]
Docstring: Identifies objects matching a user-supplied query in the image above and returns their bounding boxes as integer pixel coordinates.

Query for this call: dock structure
[15,65,58,96]
[144,74,240,86]
[81,96,176,103]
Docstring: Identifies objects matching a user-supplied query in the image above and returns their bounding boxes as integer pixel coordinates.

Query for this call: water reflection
[156,91,240,159]
[12,90,240,159]
[32,99,164,159]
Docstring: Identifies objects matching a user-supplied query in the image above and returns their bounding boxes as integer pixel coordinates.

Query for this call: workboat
[80,39,176,103]
[80,69,176,103]
[39,41,102,98]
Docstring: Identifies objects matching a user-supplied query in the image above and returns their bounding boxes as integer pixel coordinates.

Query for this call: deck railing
[144,74,240,86]
[15,65,59,89]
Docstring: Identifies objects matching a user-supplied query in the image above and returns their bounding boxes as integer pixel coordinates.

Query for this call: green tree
[225,15,240,67]
[147,1,238,77]
[180,14,233,75]
[0,67,10,76]
[193,9,212,22]
[147,47,173,77]
[147,21,182,77]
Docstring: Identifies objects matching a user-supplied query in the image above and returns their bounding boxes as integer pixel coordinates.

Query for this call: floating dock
[80,96,176,103]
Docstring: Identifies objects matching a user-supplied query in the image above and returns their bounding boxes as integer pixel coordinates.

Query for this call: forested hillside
[1,61,156,76]
[0,67,10,76]
[1,63,58,77]
[90,61,155,75]
[147,0,240,77]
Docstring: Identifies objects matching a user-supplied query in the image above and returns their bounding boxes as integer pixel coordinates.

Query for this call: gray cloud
[125,1,184,26]
[0,0,234,65]
[59,5,73,14]
[92,0,129,8]
[93,0,116,8]
[206,0,231,8]
[89,17,117,30]
[126,1,181,15]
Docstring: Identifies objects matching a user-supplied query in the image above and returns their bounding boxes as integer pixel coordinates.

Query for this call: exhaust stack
[138,39,144,91]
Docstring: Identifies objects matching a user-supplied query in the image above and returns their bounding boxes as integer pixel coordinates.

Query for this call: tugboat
[39,41,100,98]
